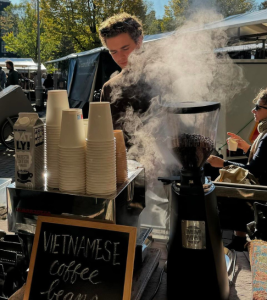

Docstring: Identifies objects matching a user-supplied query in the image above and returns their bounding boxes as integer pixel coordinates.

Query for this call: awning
[189,9,267,39]
[46,47,105,64]
[0,58,46,72]
[45,33,175,64]
[143,31,175,43]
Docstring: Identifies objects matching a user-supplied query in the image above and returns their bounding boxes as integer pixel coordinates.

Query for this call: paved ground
[0,142,15,181]
[0,142,14,223]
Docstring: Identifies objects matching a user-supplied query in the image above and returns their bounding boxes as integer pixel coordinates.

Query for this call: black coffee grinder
[161,102,229,300]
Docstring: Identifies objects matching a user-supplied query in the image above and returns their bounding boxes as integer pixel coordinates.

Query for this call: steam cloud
[109,7,246,182]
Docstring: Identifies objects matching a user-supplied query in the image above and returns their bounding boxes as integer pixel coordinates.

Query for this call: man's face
[106,33,141,69]
[6,63,11,70]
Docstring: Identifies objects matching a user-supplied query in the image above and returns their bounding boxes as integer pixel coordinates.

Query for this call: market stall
[0,58,46,75]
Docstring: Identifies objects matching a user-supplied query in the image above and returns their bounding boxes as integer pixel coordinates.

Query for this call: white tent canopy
[0,58,46,73]
[45,32,175,64]
[191,9,267,39]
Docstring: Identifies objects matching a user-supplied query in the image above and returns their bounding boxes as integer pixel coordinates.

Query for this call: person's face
[6,63,11,70]
[106,33,142,69]
[252,99,267,122]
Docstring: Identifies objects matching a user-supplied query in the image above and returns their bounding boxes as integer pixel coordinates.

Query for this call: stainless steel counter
[7,164,145,234]
[214,182,267,202]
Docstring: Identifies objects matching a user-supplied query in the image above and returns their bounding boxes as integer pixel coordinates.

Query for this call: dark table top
[140,241,251,300]
[0,219,252,300]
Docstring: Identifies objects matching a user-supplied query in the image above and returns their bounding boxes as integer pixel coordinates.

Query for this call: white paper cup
[228,138,238,151]
[86,138,116,144]
[87,102,114,141]
[59,109,85,148]
[46,90,69,126]
[87,174,115,180]
[59,151,85,155]
[86,182,116,187]
[59,146,85,151]
[86,144,115,149]
[59,183,85,188]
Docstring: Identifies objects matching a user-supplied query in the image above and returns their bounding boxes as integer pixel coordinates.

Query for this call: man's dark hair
[5,60,14,69]
[99,13,143,47]
[0,67,2,70]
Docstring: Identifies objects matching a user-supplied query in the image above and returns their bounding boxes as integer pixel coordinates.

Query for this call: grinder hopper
[165,101,220,171]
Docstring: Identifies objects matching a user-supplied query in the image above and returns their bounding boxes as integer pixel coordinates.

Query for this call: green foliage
[41,0,148,53]
[1,0,258,63]
[2,0,62,62]
[259,1,267,9]
[144,10,163,35]
[2,0,147,62]
[216,0,256,17]
[161,0,190,32]
[160,0,256,32]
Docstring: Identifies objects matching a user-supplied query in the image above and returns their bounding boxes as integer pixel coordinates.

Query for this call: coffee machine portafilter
[160,102,229,300]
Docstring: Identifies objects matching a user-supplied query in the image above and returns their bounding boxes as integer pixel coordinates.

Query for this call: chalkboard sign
[24,216,137,300]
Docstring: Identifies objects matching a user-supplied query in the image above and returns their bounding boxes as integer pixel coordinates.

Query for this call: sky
[151,0,263,18]
[10,0,264,18]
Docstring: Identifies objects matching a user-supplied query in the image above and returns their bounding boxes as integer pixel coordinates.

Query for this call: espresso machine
[160,102,229,300]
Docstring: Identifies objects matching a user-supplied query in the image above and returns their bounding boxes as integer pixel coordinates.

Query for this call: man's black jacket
[6,69,19,87]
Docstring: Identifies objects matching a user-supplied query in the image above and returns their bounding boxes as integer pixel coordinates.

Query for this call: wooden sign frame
[24,216,137,300]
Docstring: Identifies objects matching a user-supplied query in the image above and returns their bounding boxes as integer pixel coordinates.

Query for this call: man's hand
[207,155,224,168]
[227,132,251,153]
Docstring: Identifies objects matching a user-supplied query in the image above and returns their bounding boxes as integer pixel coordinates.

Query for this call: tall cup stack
[46,90,69,188]
[114,130,128,184]
[59,109,86,194]
[86,102,116,196]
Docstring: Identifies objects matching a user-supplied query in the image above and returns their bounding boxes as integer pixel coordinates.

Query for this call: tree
[161,0,190,32]
[160,0,256,32]
[2,0,148,62]
[259,1,267,9]
[216,0,256,17]
[143,1,163,35]
[41,0,148,53]
[2,0,62,62]
[144,10,163,35]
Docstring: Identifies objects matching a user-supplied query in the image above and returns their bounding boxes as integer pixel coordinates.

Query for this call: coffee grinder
[161,102,229,300]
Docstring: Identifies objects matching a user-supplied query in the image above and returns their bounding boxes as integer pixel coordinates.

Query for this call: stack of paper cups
[46,90,69,188]
[59,109,86,194]
[114,130,128,184]
[86,102,116,196]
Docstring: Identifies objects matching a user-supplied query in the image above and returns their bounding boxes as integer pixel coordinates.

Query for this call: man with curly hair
[99,13,167,232]
[99,13,143,71]
[99,13,154,134]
